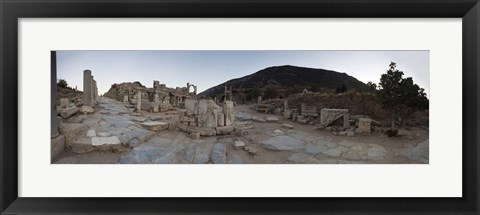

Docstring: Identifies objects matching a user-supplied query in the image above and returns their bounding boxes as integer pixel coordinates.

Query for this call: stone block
[81,106,94,114]
[60,107,79,119]
[216,125,234,135]
[185,98,196,116]
[233,140,246,149]
[70,137,94,154]
[51,135,65,162]
[266,116,279,122]
[86,129,96,137]
[59,123,88,146]
[320,108,348,127]
[356,118,372,134]
[191,132,200,140]
[282,123,294,129]
[141,121,170,131]
[217,113,225,126]
[91,136,121,146]
[60,98,69,108]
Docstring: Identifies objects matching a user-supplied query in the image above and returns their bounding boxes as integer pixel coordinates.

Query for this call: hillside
[198,65,370,99]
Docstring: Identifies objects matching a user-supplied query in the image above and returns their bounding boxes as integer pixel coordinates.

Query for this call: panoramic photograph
[50,50,429,164]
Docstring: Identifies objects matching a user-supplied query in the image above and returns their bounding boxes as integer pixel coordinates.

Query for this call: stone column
[123,95,129,103]
[83,70,92,106]
[258,96,262,104]
[90,75,95,105]
[284,99,288,111]
[51,51,59,137]
[193,86,197,95]
[136,91,142,112]
[153,93,159,112]
[92,79,98,104]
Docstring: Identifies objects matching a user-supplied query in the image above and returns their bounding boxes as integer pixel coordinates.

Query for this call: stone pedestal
[356,118,372,134]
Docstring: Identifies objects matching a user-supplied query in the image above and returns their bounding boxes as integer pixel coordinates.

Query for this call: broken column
[136,91,142,112]
[223,101,234,126]
[284,99,288,111]
[123,95,129,103]
[258,96,262,104]
[81,70,94,113]
[153,93,159,112]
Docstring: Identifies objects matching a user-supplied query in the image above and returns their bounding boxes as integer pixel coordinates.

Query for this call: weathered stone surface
[60,107,79,119]
[83,70,92,106]
[283,110,292,119]
[259,135,305,151]
[266,116,279,122]
[400,140,429,163]
[216,125,234,135]
[347,130,355,137]
[366,144,387,160]
[133,117,147,122]
[59,123,88,145]
[304,143,328,155]
[86,129,96,137]
[233,140,245,149]
[288,153,320,164]
[141,102,156,112]
[282,124,294,129]
[136,91,142,111]
[357,118,372,134]
[235,112,253,121]
[223,101,234,126]
[191,132,200,139]
[322,148,342,158]
[60,98,69,108]
[185,99,196,115]
[217,113,225,126]
[198,99,208,115]
[228,153,244,164]
[193,143,213,164]
[80,105,94,114]
[184,144,196,162]
[149,115,163,121]
[91,136,121,146]
[140,121,169,131]
[70,137,94,153]
[320,108,348,127]
[153,152,178,164]
[271,130,284,136]
[244,146,257,156]
[211,143,227,164]
[51,135,65,162]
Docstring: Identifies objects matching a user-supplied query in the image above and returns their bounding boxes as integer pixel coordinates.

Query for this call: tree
[264,85,280,99]
[57,79,68,88]
[378,62,429,130]
[335,83,347,94]
[367,81,377,91]
[246,87,261,101]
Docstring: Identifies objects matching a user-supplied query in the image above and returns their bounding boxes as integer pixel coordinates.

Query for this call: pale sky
[56,51,429,96]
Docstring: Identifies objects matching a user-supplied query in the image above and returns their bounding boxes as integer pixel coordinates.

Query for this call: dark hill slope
[199,65,370,97]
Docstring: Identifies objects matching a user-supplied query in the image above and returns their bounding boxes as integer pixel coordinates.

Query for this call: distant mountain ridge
[199,65,370,97]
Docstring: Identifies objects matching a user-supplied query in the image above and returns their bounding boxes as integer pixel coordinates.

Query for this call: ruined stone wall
[104,82,146,101]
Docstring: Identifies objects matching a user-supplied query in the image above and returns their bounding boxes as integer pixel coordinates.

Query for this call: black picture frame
[1,0,479,214]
